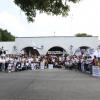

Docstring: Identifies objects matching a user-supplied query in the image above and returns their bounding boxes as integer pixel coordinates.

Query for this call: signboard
[40,62,45,69]
[92,66,100,77]
[48,64,53,69]
[47,51,63,55]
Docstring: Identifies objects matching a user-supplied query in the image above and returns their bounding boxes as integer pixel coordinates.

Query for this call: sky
[0,0,100,38]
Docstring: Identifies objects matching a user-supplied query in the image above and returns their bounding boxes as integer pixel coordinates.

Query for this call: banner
[47,51,63,55]
[40,62,45,69]
[92,66,100,77]
[48,64,53,69]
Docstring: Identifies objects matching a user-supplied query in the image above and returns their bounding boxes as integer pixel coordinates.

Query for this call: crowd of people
[0,54,97,74]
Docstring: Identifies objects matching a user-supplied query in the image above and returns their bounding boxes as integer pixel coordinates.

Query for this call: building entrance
[22,47,40,56]
[47,46,67,56]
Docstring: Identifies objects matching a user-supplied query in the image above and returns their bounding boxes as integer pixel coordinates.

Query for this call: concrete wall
[0,36,99,55]
[15,36,99,55]
[0,42,15,54]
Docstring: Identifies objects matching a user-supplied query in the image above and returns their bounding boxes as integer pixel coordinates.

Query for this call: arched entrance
[22,47,40,56]
[79,46,90,55]
[75,46,92,56]
[46,46,67,56]
[80,46,89,50]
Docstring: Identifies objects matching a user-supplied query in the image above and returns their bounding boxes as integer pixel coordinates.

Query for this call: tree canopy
[0,28,15,41]
[75,33,92,37]
[14,0,80,22]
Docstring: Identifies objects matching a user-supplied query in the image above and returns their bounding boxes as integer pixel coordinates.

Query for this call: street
[0,69,100,100]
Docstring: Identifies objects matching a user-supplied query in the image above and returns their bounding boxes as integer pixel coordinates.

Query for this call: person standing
[40,58,45,70]
[5,56,9,72]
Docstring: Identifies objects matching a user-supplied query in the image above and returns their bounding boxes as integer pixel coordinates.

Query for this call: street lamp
[13,45,21,56]
[13,45,18,54]
[69,45,73,55]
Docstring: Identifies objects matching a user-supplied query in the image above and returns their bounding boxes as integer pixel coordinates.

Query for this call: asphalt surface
[0,69,100,100]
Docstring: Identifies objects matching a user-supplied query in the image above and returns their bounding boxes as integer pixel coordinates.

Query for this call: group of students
[0,55,39,72]
[0,54,96,73]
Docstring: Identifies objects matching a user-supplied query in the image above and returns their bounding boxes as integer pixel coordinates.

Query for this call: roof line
[16,36,98,38]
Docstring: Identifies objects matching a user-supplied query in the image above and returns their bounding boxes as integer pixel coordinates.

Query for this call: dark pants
[84,63,88,72]
[0,63,2,71]
[78,62,81,71]
[5,63,8,72]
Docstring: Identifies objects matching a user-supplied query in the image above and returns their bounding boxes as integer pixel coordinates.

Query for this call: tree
[14,0,80,22]
[75,33,92,37]
[0,28,15,41]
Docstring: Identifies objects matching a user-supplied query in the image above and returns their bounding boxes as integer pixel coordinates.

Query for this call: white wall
[0,42,15,54]
[15,36,99,55]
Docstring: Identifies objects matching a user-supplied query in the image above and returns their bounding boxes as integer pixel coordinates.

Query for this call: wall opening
[22,47,40,56]
[75,46,91,56]
[46,46,67,56]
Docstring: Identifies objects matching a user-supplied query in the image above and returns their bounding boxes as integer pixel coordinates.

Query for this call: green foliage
[75,33,92,37]
[0,28,15,41]
[14,0,80,22]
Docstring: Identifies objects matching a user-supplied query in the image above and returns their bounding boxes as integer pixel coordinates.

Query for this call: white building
[0,36,100,56]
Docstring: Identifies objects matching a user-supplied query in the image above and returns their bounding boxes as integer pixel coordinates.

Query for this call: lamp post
[69,45,73,55]
[13,45,20,55]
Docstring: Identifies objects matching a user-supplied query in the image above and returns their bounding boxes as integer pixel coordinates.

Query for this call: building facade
[0,36,100,56]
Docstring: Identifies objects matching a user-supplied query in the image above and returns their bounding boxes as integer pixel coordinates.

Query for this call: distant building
[0,36,100,56]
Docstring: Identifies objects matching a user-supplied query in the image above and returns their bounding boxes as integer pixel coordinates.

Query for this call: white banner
[92,66,100,77]
[48,64,53,69]
[40,62,45,69]
[47,51,63,55]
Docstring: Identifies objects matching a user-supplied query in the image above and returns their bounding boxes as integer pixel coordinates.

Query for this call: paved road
[0,69,100,100]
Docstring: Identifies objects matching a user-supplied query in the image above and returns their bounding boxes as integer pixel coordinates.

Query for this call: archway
[22,47,40,56]
[46,46,67,56]
[79,46,89,50]
[75,46,92,56]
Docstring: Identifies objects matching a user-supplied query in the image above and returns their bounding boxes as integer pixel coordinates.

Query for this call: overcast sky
[0,0,100,39]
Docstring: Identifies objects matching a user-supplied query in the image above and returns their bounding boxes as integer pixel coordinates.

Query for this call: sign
[40,62,45,69]
[48,64,53,69]
[92,66,100,77]
[47,51,63,55]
